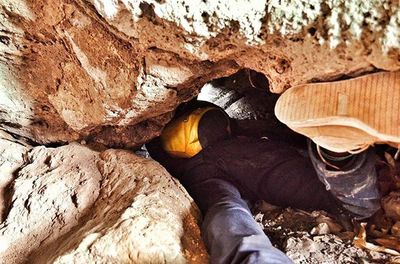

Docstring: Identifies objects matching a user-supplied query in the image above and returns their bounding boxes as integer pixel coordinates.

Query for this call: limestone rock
[0,132,29,222]
[1,0,399,148]
[0,0,238,147]
[285,235,370,263]
[1,2,399,262]
[0,143,208,263]
[89,0,400,92]
[254,205,394,263]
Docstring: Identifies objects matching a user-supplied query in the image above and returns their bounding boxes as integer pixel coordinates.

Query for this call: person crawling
[147,71,399,263]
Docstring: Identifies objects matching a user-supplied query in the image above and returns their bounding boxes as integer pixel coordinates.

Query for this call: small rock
[310,222,330,235]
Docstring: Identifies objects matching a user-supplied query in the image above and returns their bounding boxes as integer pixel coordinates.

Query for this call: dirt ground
[253,203,400,263]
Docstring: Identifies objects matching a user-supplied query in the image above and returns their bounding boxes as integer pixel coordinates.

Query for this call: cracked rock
[0,143,208,263]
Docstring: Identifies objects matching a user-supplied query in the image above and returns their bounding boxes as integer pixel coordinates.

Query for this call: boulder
[0,143,208,263]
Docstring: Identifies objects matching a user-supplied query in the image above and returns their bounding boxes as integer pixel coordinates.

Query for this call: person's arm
[230,119,307,146]
[230,119,272,138]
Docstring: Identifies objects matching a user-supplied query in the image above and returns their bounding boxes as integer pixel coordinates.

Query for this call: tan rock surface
[0,132,29,222]
[1,0,399,148]
[0,2,399,263]
[0,143,208,263]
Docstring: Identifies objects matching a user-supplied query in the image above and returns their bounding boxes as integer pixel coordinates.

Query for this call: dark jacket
[147,135,339,214]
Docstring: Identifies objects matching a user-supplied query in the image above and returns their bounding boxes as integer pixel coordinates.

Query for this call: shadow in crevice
[1,177,16,223]
[198,68,307,148]
[0,148,31,223]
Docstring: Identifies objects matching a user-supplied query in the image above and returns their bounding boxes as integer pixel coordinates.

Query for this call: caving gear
[161,106,231,158]
[275,71,400,153]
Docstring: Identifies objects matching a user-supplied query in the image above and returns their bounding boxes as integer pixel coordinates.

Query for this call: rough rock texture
[1,0,399,148]
[0,143,208,263]
[254,205,396,263]
[0,132,29,222]
[382,191,400,221]
[1,1,400,263]
[285,235,373,264]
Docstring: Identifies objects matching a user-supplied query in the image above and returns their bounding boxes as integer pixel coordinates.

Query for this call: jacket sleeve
[230,119,268,138]
[230,118,308,149]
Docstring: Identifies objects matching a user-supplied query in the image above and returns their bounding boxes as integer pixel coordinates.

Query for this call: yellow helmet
[161,106,230,158]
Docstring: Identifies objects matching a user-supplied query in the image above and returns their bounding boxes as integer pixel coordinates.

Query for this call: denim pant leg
[308,141,381,219]
[194,178,292,264]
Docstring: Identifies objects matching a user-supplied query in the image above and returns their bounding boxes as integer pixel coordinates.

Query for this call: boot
[275,71,400,153]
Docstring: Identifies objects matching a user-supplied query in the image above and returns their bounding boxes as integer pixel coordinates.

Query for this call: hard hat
[161,106,231,158]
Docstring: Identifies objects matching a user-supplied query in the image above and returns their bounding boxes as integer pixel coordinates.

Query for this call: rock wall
[0,0,399,148]
[0,139,207,263]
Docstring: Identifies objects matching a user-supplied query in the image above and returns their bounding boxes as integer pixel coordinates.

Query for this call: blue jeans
[200,179,293,264]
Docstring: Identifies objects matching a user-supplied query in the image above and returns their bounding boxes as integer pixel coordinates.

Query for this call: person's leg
[254,147,342,213]
[274,71,400,153]
[184,175,292,264]
[250,139,379,219]
[308,141,380,219]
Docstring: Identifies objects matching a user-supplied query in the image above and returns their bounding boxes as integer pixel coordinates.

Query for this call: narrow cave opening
[1,0,399,262]
[196,68,306,148]
[143,69,400,262]
[139,68,307,156]
[198,68,274,120]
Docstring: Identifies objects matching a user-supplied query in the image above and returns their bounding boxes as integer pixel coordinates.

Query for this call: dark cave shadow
[1,176,16,222]
[0,150,30,223]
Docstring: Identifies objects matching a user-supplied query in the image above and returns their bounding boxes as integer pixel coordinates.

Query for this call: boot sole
[275,71,400,144]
